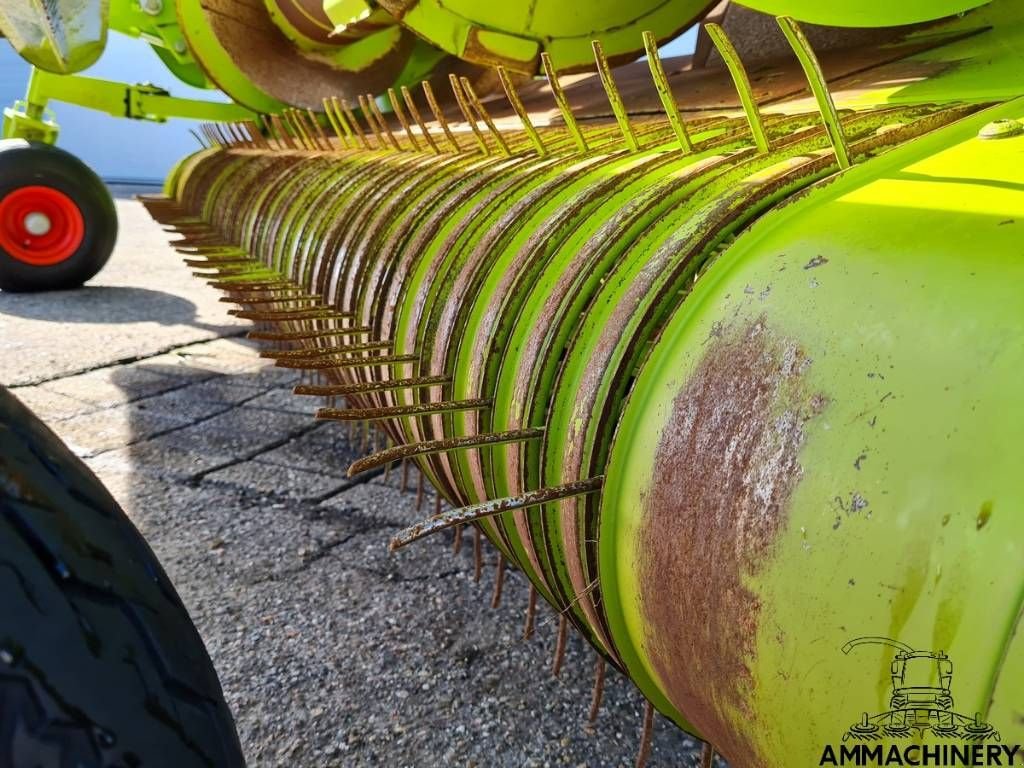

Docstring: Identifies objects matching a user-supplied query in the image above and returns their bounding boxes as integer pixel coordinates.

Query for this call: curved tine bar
[317,398,491,421]
[448,74,490,155]
[388,87,421,151]
[422,80,461,153]
[497,66,547,157]
[592,40,639,151]
[540,52,588,153]
[189,128,208,149]
[642,31,693,153]
[777,16,850,169]
[401,85,440,154]
[348,428,544,476]
[293,374,450,396]
[459,76,511,156]
[388,477,604,551]
[704,23,771,154]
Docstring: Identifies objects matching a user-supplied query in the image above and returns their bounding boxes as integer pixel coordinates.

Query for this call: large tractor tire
[0,386,245,768]
[0,140,117,292]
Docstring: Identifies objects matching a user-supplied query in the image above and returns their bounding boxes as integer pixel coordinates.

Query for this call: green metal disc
[735,0,991,27]
[600,98,1024,764]
[375,0,715,74]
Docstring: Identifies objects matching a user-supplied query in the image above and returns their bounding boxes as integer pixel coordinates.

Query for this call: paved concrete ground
[1,189,712,766]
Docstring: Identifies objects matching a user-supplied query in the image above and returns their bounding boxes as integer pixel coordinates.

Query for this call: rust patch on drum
[636,316,827,766]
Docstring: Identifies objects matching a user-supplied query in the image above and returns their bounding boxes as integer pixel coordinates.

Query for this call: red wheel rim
[0,185,86,266]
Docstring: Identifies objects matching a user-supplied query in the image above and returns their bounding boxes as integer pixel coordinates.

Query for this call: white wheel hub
[23,211,52,236]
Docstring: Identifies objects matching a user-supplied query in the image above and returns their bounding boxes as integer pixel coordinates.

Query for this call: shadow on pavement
[0,285,237,334]
[88,345,711,768]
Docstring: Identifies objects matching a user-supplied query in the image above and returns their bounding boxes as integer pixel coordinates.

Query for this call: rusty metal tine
[497,66,546,157]
[245,119,264,149]
[452,523,462,553]
[448,74,489,155]
[552,615,568,676]
[459,76,511,156]
[269,115,294,149]
[293,374,449,396]
[367,95,401,150]
[262,339,390,359]
[340,99,373,150]
[322,98,349,148]
[284,110,311,150]
[415,469,425,511]
[318,398,491,421]
[347,428,544,476]
[401,85,439,154]
[635,702,655,768]
[592,40,639,151]
[589,657,606,722]
[540,53,588,152]
[299,109,328,150]
[491,555,506,608]
[642,31,693,153]
[233,307,348,321]
[293,109,320,150]
[389,478,604,550]
[777,16,850,169]
[422,80,461,153]
[358,95,389,149]
[277,353,417,371]
[524,584,537,639]
[306,108,332,150]
[704,23,771,153]
[388,87,421,151]
[330,96,359,148]
[250,326,371,342]
[284,110,310,150]
[700,743,716,768]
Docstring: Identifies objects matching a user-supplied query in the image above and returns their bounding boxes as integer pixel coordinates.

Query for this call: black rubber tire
[0,139,117,292]
[0,387,246,768]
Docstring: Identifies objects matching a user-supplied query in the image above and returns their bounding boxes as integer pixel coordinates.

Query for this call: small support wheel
[0,139,117,292]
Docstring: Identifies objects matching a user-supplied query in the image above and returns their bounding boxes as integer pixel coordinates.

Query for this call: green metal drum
[735,0,992,27]
[374,0,716,73]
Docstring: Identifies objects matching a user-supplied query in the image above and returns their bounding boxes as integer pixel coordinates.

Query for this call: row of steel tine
[178,17,856,767]
[195,17,850,171]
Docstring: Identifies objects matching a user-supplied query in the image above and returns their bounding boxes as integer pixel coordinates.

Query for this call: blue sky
[0,25,697,183]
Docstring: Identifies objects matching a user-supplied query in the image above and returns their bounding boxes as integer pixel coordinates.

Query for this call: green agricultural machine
[1,0,1022,767]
